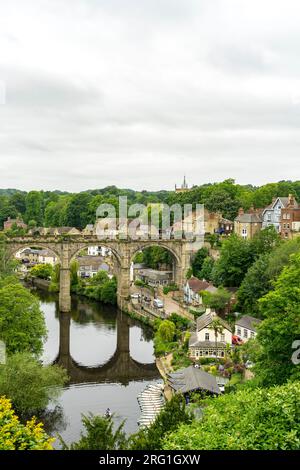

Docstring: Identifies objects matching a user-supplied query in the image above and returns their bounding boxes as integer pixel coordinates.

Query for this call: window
[287,213,291,219]
[205,333,210,341]
[251,331,255,338]
[221,334,225,342]
[244,329,248,339]
[287,224,290,229]
[267,213,271,221]
[237,327,241,336]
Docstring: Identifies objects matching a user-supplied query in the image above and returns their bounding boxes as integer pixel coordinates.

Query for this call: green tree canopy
[0,353,68,416]
[163,381,300,450]
[0,280,47,355]
[253,252,300,386]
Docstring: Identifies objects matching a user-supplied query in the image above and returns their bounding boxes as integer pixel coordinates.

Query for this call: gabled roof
[187,277,215,293]
[235,315,261,332]
[235,213,262,223]
[167,366,220,395]
[196,311,232,332]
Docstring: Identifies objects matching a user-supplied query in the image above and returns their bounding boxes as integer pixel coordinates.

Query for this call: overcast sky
[0,0,300,192]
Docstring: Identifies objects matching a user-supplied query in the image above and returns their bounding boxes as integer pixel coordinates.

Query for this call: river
[32,289,161,448]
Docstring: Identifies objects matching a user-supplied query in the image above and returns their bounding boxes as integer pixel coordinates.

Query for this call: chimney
[238,207,244,216]
[288,194,295,207]
[249,206,255,214]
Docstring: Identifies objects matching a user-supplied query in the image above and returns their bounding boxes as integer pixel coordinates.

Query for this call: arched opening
[130,244,181,305]
[11,245,61,278]
[70,243,121,282]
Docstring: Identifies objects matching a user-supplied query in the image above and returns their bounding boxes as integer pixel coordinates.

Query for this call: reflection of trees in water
[36,405,67,436]
[128,317,154,343]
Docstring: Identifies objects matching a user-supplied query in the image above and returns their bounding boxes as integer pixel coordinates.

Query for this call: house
[189,309,232,359]
[4,217,27,231]
[130,262,146,282]
[234,207,262,239]
[184,277,217,305]
[280,194,300,239]
[48,227,81,236]
[37,249,57,266]
[235,315,262,342]
[82,224,95,235]
[77,256,110,278]
[167,366,221,396]
[217,218,234,236]
[204,209,221,235]
[17,248,57,266]
[135,268,173,286]
[262,196,295,233]
[87,246,112,257]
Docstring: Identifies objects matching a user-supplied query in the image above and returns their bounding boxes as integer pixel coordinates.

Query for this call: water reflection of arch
[54,312,159,386]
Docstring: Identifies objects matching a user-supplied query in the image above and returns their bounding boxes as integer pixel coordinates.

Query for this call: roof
[235,213,262,223]
[235,315,262,332]
[168,366,220,395]
[187,277,214,293]
[77,256,104,267]
[196,311,232,333]
[189,338,227,349]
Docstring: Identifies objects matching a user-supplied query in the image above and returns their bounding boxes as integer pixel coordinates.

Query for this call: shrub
[0,397,54,450]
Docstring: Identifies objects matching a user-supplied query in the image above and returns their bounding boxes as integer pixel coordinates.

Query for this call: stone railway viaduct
[5,235,195,312]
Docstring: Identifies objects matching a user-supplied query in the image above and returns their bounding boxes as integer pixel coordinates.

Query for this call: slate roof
[235,315,262,332]
[235,213,262,223]
[196,311,231,333]
[167,366,220,395]
[187,277,215,293]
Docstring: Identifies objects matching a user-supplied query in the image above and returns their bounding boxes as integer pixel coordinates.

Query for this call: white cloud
[0,0,299,191]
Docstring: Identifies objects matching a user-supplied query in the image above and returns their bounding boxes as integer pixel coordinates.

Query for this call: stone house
[234,207,262,239]
[4,217,27,231]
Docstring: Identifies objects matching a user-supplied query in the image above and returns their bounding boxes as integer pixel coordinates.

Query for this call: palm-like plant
[209,318,224,358]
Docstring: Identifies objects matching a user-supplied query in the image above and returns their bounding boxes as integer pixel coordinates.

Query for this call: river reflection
[32,289,161,447]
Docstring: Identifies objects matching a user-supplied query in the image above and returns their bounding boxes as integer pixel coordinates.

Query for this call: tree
[70,259,79,291]
[208,318,225,354]
[0,397,54,450]
[62,413,127,450]
[250,226,281,258]
[0,196,18,229]
[198,256,215,281]
[202,288,232,314]
[236,254,271,316]
[30,263,53,280]
[0,280,47,355]
[0,353,68,416]
[100,278,117,304]
[25,191,43,226]
[253,252,300,386]
[129,394,191,450]
[191,247,209,278]
[212,235,254,287]
[163,381,300,450]
[65,192,93,229]
[157,320,176,343]
[10,192,26,215]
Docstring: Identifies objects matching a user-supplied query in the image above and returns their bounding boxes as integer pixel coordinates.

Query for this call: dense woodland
[1,179,300,229]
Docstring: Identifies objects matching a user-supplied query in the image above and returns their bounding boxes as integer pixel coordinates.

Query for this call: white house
[77,256,110,278]
[189,309,232,359]
[87,246,112,257]
[184,277,217,305]
[235,315,261,342]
